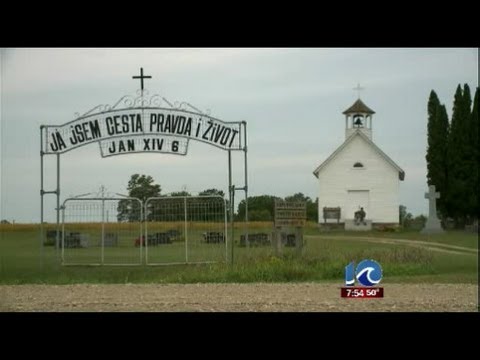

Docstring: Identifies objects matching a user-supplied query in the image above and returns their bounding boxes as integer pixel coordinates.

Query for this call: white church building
[313,97,405,228]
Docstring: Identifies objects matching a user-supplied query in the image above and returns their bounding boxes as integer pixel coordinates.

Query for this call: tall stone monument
[421,185,445,234]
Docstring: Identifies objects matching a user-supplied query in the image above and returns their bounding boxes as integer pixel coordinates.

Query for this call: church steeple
[343,98,375,140]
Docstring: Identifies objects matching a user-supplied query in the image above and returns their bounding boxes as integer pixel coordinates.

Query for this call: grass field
[0,222,477,284]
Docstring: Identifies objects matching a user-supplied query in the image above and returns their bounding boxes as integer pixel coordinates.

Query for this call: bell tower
[343,84,375,140]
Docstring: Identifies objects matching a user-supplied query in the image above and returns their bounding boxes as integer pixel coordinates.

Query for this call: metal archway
[40,70,248,264]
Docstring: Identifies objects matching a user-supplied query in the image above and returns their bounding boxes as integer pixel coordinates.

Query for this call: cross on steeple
[132,67,152,91]
[425,185,440,218]
[353,83,365,99]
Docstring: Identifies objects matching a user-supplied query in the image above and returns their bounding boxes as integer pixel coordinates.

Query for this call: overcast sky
[0,48,478,223]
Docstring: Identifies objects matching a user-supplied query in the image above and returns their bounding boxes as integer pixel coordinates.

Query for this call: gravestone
[148,232,172,245]
[45,230,63,246]
[273,200,306,255]
[104,233,118,247]
[135,233,173,247]
[283,233,297,247]
[64,232,89,248]
[203,232,225,244]
[421,185,445,234]
[166,229,181,241]
[465,219,478,234]
[240,233,270,247]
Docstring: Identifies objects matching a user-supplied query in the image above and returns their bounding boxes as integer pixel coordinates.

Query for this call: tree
[447,84,472,227]
[285,193,309,203]
[247,209,272,221]
[436,104,450,217]
[411,214,427,229]
[399,205,413,227]
[117,174,161,222]
[199,188,225,198]
[235,193,318,222]
[425,90,449,217]
[236,195,281,221]
[285,192,318,221]
[158,189,226,222]
[126,174,161,203]
[310,198,319,222]
[152,191,192,222]
[466,87,479,221]
[169,191,191,197]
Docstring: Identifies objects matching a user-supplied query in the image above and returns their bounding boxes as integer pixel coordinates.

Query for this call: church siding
[317,135,400,223]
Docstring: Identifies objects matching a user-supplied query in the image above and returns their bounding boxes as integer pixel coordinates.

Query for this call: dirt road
[307,235,478,256]
[0,283,477,312]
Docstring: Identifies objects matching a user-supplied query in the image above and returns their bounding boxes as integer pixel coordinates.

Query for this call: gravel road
[0,283,477,312]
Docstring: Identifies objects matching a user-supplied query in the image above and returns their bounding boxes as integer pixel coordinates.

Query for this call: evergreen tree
[461,84,473,222]
[467,87,479,220]
[425,91,449,217]
[437,104,450,216]
[447,84,472,226]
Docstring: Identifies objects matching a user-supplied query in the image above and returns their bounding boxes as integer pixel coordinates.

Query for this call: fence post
[184,197,188,263]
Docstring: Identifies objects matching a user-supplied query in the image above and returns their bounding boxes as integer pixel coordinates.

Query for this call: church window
[353,162,364,168]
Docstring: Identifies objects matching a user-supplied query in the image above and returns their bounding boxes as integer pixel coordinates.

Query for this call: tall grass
[0,223,477,284]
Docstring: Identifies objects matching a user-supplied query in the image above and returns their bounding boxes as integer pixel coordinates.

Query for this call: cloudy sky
[0,48,477,223]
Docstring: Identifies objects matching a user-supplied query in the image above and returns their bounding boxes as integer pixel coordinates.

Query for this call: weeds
[0,226,476,284]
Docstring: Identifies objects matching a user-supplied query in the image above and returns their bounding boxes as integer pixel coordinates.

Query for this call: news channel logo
[345,259,383,287]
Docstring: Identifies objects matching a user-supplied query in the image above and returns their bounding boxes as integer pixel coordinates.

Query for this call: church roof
[313,130,405,180]
[342,99,375,115]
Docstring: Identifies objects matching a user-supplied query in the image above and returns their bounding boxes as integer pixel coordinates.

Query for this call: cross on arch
[132,67,152,91]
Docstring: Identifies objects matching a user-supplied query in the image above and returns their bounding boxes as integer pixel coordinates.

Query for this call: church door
[346,190,370,220]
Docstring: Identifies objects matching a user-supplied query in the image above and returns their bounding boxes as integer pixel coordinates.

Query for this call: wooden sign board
[323,207,341,223]
[274,200,306,227]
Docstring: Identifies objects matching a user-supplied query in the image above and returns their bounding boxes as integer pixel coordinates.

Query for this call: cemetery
[45,230,90,248]
[39,69,243,266]
[238,231,305,248]
[10,60,474,275]
[1,49,479,314]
